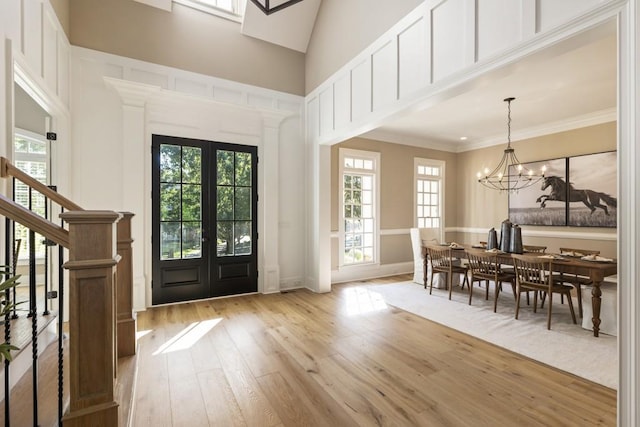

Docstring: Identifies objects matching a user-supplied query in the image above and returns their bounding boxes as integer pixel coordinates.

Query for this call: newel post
[116,212,136,357]
[61,210,122,427]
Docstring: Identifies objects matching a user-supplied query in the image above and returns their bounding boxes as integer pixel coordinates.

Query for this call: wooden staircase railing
[0,156,136,426]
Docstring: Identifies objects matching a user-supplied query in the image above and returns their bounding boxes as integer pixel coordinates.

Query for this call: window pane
[182,146,201,183]
[431,194,438,205]
[160,144,181,183]
[235,152,252,186]
[353,176,362,190]
[362,205,372,218]
[362,190,371,204]
[352,190,361,205]
[161,222,181,260]
[182,223,202,258]
[235,187,251,220]
[217,221,233,256]
[344,157,353,168]
[363,160,373,170]
[363,247,373,262]
[217,150,234,185]
[364,219,373,233]
[344,205,352,218]
[354,159,363,169]
[344,189,352,204]
[217,186,234,220]
[364,233,373,247]
[418,218,425,228]
[433,218,440,228]
[234,221,251,255]
[344,175,352,188]
[182,184,201,221]
[15,137,29,153]
[362,176,372,190]
[160,184,181,221]
[417,206,423,218]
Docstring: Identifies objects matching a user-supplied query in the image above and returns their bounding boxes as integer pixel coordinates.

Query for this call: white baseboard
[331,261,413,284]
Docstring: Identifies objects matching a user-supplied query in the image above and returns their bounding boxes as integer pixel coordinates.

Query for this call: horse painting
[536,176,617,215]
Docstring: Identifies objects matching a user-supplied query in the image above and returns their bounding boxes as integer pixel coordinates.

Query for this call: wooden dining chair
[426,246,469,300]
[466,249,516,312]
[523,245,546,253]
[512,254,577,330]
[549,247,601,318]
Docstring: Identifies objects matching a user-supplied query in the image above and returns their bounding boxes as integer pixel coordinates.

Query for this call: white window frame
[338,148,380,269]
[414,158,445,241]
[13,128,50,262]
[173,0,246,22]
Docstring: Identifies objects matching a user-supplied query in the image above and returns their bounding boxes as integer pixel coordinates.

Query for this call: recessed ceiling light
[460,136,468,141]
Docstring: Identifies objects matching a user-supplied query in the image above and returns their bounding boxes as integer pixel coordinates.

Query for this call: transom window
[415,159,444,229]
[339,149,380,267]
[173,0,245,21]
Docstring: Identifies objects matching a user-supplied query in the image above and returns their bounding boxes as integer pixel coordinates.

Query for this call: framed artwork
[509,158,567,226]
[567,151,617,227]
[508,151,617,228]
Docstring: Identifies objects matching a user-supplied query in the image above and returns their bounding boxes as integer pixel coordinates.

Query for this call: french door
[151,135,258,305]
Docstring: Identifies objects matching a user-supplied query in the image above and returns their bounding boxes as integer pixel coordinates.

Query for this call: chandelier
[248,0,305,15]
[477,97,546,193]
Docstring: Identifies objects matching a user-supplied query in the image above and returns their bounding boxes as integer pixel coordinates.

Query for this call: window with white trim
[13,130,50,260]
[173,0,246,21]
[339,149,380,267]
[415,158,444,229]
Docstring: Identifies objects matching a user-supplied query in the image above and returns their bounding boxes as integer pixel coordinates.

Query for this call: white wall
[70,47,306,309]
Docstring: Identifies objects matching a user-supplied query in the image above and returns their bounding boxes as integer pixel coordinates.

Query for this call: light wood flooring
[133,275,616,426]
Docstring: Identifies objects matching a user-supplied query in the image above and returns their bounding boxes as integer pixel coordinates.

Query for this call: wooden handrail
[0,156,83,211]
[0,193,70,248]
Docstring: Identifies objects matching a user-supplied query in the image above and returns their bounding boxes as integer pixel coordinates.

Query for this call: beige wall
[331,137,458,266]
[69,0,306,95]
[305,0,423,94]
[456,121,617,258]
[50,0,70,38]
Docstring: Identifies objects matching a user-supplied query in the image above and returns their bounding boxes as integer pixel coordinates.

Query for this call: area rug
[365,281,617,389]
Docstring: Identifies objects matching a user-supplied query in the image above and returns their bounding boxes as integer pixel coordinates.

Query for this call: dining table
[422,244,617,337]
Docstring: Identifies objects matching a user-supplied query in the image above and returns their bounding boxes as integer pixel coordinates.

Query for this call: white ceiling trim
[363,107,617,154]
[457,107,618,152]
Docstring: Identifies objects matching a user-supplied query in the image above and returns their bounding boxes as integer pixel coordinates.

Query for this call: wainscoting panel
[351,58,372,122]
[537,0,605,32]
[476,0,525,60]
[334,73,351,130]
[23,0,43,78]
[319,86,334,136]
[431,0,469,82]
[371,40,397,111]
[398,16,429,99]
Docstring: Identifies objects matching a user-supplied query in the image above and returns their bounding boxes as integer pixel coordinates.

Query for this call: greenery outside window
[339,148,380,267]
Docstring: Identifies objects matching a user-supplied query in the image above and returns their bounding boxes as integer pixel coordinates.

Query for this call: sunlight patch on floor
[136,329,151,340]
[152,318,222,355]
[344,287,388,316]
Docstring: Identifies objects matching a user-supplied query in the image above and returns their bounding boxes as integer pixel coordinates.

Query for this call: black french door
[151,135,258,305]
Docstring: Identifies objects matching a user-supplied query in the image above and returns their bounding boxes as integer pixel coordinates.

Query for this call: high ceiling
[196,1,616,152]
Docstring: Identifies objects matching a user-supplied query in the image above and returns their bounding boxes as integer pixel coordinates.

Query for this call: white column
[103,77,160,311]
[260,113,282,293]
[618,2,639,425]
[307,136,331,293]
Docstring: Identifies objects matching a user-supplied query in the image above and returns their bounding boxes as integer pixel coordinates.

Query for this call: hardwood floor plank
[197,368,248,427]
[132,275,616,426]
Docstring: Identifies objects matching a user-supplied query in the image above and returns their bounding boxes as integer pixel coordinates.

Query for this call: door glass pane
[161,222,181,260]
[235,152,251,186]
[182,222,202,258]
[182,184,201,221]
[235,187,251,220]
[217,150,234,185]
[159,144,202,261]
[182,146,201,183]
[217,186,234,220]
[217,221,233,256]
[160,144,181,183]
[234,221,251,255]
[160,184,181,221]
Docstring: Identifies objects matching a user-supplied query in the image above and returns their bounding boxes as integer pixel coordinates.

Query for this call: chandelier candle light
[477,97,546,193]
